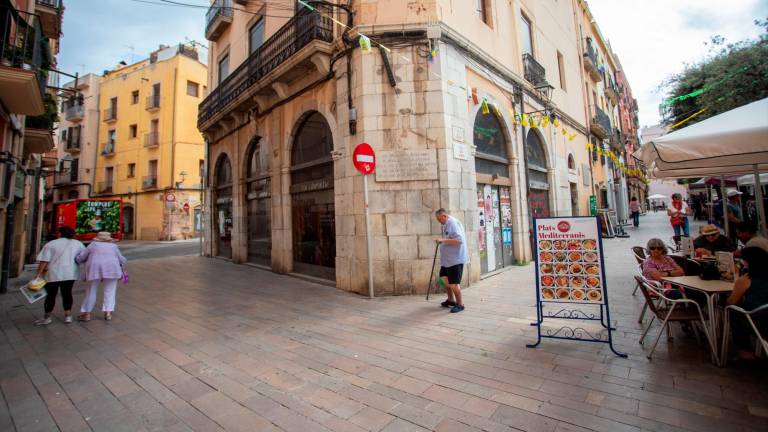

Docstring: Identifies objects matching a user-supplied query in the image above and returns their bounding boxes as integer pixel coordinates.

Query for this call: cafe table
[661,276,733,366]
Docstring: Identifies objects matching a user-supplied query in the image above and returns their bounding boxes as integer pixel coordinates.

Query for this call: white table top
[661,276,734,294]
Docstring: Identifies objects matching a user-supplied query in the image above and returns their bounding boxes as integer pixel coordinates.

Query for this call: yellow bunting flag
[530,116,539,129]
[522,113,529,127]
[553,119,560,128]
[541,116,550,128]
[561,128,567,136]
[481,99,490,115]
[359,35,372,54]
[493,104,502,117]
[568,133,576,141]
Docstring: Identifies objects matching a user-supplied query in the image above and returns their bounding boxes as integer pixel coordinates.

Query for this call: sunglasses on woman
[649,246,665,251]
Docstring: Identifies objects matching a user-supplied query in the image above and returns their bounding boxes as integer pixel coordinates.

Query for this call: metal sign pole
[364,174,374,298]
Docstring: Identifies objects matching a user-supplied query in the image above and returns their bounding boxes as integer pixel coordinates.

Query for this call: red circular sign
[352,143,376,174]
[557,221,571,233]
[183,202,190,211]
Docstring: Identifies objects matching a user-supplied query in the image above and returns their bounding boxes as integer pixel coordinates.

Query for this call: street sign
[589,195,597,216]
[352,143,376,174]
[183,202,190,212]
[165,192,176,203]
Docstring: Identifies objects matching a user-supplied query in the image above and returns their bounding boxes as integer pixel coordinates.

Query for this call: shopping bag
[121,272,129,284]
[20,284,47,304]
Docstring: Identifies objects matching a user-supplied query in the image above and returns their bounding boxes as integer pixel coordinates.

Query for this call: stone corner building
[198,0,641,296]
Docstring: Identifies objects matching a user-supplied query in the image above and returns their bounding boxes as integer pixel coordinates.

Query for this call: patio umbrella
[635,98,768,236]
[647,194,668,199]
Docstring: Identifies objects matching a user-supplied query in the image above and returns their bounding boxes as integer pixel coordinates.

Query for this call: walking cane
[426,242,439,300]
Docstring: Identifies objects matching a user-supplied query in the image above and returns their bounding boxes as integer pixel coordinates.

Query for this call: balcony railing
[98,181,113,194]
[609,128,624,152]
[522,53,546,86]
[144,132,159,147]
[101,142,115,156]
[65,133,80,152]
[64,102,84,121]
[54,170,77,185]
[583,39,602,82]
[25,114,53,131]
[146,94,160,110]
[0,6,46,108]
[142,175,158,190]
[103,107,117,122]
[590,106,611,139]
[36,0,61,8]
[205,0,233,39]
[198,6,334,127]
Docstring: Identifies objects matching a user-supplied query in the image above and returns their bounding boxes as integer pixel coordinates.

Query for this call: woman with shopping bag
[33,226,85,325]
[76,232,126,321]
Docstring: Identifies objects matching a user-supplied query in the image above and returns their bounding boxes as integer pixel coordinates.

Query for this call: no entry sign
[353,143,375,174]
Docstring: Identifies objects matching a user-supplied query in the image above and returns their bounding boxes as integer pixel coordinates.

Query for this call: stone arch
[243,135,272,266]
[213,153,233,258]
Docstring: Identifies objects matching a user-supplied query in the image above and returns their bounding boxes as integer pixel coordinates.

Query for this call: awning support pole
[754,164,767,237]
[722,176,730,238]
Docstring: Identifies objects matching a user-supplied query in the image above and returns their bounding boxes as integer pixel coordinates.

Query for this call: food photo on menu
[537,237,603,303]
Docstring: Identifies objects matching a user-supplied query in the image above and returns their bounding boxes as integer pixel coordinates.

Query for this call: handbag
[121,271,129,284]
[699,260,720,280]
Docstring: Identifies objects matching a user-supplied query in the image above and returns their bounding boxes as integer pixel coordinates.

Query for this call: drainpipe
[516,88,534,254]
[168,65,178,241]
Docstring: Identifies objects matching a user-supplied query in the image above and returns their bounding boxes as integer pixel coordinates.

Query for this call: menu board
[535,218,604,304]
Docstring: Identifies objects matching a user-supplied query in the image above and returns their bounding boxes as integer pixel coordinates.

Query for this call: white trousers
[80,279,119,313]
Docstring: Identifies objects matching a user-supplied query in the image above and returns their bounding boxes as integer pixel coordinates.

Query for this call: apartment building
[53,73,100,202]
[198,0,640,295]
[0,0,63,289]
[95,44,207,240]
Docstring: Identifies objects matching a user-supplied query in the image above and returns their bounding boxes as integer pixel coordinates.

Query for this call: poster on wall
[527,216,625,358]
[483,185,496,272]
[477,190,486,253]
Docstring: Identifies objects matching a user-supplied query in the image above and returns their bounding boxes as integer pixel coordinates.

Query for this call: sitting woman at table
[642,238,685,281]
[726,247,768,360]
[694,224,735,258]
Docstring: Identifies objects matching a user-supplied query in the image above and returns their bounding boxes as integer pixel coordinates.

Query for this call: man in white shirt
[34,226,85,325]
[435,209,469,313]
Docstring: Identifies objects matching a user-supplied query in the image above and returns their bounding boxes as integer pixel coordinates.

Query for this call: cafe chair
[635,276,717,361]
[669,235,682,252]
[631,247,647,296]
[636,273,661,323]
[721,304,768,366]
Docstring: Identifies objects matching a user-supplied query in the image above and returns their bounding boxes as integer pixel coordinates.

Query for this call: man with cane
[434,208,468,313]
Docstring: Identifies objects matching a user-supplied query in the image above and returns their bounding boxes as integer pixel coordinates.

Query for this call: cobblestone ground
[1,213,766,432]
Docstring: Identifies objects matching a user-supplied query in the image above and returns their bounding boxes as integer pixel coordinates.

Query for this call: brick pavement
[1,213,767,431]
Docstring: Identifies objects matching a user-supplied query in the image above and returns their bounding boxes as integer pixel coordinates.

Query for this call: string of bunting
[585,143,650,184]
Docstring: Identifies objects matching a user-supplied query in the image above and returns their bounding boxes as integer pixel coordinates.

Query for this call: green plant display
[76,201,120,235]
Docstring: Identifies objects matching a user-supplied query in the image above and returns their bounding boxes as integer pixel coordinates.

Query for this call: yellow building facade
[95,44,207,240]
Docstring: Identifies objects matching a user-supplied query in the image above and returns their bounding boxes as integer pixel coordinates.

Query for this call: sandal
[104,312,112,321]
[77,313,91,322]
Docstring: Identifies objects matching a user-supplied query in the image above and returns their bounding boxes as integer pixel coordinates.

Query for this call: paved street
[1,213,767,432]
[117,239,202,261]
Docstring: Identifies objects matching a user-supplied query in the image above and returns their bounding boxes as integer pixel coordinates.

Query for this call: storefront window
[291,112,335,280]
[526,131,550,218]
[214,154,233,258]
[473,110,509,177]
[246,137,271,266]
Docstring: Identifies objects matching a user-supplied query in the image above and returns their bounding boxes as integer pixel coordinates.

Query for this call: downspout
[573,0,597,203]
[169,65,178,240]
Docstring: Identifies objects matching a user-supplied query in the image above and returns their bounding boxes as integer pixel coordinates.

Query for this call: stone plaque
[453,143,469,161]
[375,150,438,182]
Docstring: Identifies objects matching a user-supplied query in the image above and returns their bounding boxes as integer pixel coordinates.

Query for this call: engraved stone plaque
[375,150,438,182]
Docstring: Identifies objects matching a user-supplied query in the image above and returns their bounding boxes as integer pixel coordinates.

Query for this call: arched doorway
[291,112,335,280]
[214,154,233,258]
[526,130,551,218]
[245,137,271,266]
[122,205,135,240]
[473,109,514,274]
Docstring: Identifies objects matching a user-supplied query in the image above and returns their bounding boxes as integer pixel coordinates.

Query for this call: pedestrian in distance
[33,226,85,326]
[667,193,691,237]
[434,208,469,313]
[76,232,126,322]
[629,196,641,228]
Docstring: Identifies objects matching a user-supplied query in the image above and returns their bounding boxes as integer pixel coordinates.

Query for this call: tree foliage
[661,19,768,127]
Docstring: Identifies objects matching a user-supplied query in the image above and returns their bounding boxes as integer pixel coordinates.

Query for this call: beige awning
[635,98,768,178]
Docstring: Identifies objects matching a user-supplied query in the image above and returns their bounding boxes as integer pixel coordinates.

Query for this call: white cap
[726,189,743,198]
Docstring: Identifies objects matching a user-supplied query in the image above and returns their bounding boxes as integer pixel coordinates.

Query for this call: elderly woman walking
[76,232,126,321]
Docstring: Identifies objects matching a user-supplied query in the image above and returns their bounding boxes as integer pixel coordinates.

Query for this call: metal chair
[631,247,647,296]
[636,272,661,323]
[721,304,768,366]
[635,276,717,361]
